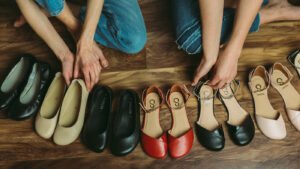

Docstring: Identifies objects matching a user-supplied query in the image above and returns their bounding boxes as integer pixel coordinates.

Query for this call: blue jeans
[172,0,269,55]
[35,0,147,54]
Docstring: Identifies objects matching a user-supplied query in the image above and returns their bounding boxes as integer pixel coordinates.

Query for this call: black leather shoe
[110,90,140,156]
[226,115,255,146]
[82,85,112,153]
[0,55,35,111]
[195,124,225,151]
[7,62,51,120]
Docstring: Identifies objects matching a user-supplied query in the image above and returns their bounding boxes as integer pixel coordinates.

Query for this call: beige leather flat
[249,66,286,140]
[53,79,88,145]
[269,62,300,131]
[35,72,66,139]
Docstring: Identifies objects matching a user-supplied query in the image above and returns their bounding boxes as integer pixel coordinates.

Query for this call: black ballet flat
[0,54,35,111]
[82,85,113,153]
[7,62,51,120]
[110,90,140,156]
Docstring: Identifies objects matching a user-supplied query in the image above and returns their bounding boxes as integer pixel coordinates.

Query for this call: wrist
[57,49,73,63]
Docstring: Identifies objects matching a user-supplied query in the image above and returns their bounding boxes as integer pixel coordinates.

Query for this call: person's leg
[78,0,147,54]
[171,0,261,55]
[260,0,300,24]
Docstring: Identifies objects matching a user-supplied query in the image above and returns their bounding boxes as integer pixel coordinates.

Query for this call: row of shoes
[0,55,51,120]
[139,50,300,158]
[35,72,141,156]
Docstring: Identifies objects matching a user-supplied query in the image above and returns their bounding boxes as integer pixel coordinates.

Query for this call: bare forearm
[199,0,224,60]
[16,0,72,61]
[80,0,104,43]
[227,0,263,57]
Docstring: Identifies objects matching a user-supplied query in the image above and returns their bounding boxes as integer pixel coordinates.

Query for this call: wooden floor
[1,0,300,169]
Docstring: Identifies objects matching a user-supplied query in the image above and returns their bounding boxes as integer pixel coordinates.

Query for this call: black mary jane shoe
[82,85,113,153]
[193,81,225,151]
[110,90,140,156]
[219,80,255,146]
[7,62,51,120]
[0,54,35,111]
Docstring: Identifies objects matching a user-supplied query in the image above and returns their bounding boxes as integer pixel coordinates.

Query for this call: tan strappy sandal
[269,62,300,131]
[249,66,286,140]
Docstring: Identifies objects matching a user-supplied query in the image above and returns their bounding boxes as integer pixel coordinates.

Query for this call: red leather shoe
[140,86,167,159]
[166,84,194,159]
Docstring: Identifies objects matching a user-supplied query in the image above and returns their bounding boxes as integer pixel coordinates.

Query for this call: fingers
[73,61,80,79]
[191,60,214,86]
[63,71,72,85]
[94,44,109,68]
[83,66,91,91]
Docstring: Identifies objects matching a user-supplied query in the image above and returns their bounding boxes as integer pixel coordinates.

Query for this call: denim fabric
[35,0,147,54]
[172,0,269,55]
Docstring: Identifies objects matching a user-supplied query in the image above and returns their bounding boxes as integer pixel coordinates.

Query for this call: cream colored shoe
[53,79,89,145]
[269,62,300,131]
[35,72,66,139]
[249,66,286,140]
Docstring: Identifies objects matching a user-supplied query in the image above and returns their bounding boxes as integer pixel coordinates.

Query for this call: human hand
[59,53,75,86]
[192,56,217,86]
[74,40,109,91]
[208,48,240,89]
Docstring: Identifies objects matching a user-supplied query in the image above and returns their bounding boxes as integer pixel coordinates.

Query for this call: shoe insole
[59,82,81,127]
[250,76,278,119]
[271,70,300,110]
[219,85,248,126]
[294,52,300,76]
[169,92,190,137]
[142,92,163,138]
[1,58,25,93]
[197,85,219,131]
[20,64,40,104]
[88,90,110,133]
[114,93,135,138]
[40,75,65,119]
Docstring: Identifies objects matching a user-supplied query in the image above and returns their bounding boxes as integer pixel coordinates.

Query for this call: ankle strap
[269,62,293,87]
[140,85,165,113]
[218,79,240,100]
[248,65,270,93]
[166,84,190,110]
[192,80,217,101]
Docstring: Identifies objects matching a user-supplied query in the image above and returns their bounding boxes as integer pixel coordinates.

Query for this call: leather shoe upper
[82,85,112,153]
[110,90,140,156]
[226,115,255,146]
[7,62,51,120]
[0,55,35,111]
[195,123,225,151]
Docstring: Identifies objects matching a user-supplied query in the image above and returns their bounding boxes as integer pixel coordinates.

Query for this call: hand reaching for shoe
[192,47,240,89]
[74,39,109,91]
[208,48,239,89]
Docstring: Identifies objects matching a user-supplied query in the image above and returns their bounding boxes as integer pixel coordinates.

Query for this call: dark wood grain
[0,0,300,169]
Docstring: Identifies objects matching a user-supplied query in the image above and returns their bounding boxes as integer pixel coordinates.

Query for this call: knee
[175,25,202,55]
[118,29,147,55]
[35,0,65,16]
